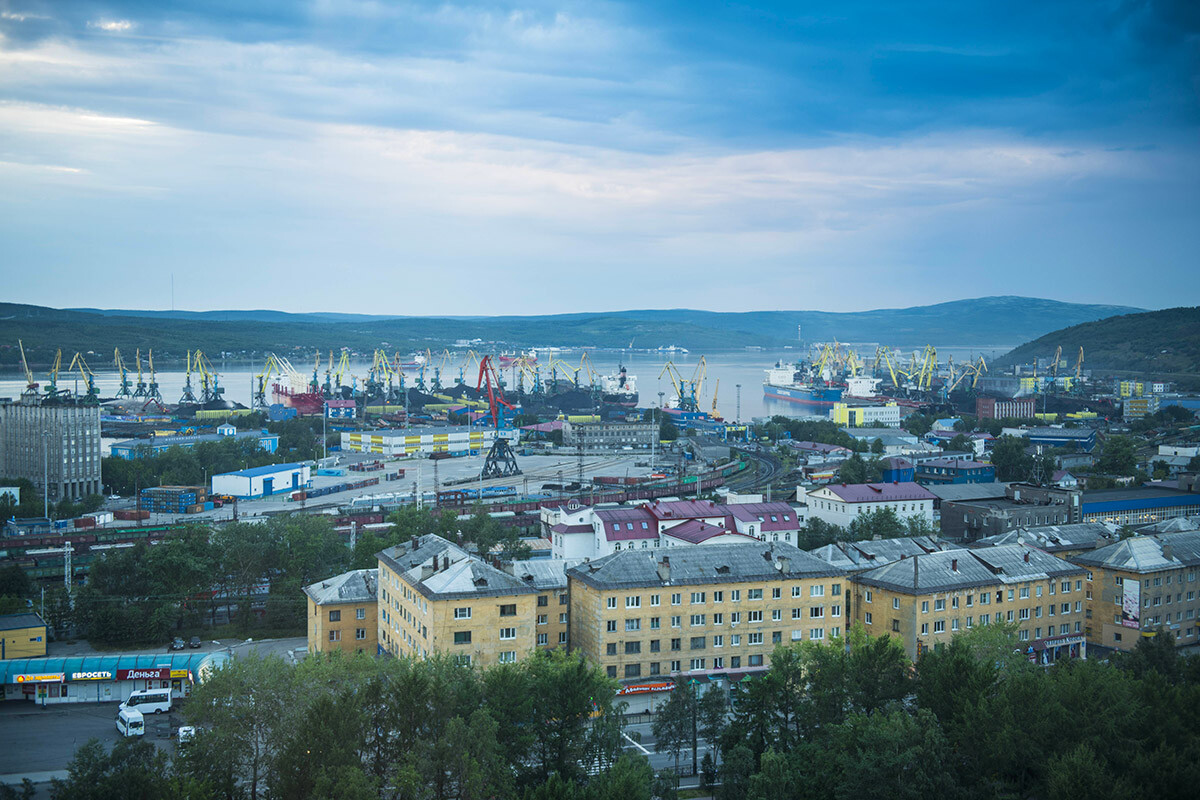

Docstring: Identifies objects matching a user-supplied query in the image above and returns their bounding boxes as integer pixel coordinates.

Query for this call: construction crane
[113,349,133,398]
[711,378,723,419]
[476,355,521,478]
[17,339,38,393]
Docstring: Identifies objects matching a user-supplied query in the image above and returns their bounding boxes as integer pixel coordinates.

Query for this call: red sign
[617,682,676,696]
[116,668,170,681]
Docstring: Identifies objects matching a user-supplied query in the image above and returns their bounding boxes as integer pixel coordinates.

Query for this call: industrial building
[304,569,379,655]
[829,402,901,428]
[939,483,1082,541]
[110,424,279,459]
[851,544,1088,662]
[976,396,1036,420]
[1123,395,1161,421]
[1070,530,1200,652]
[1003,427,1097,453]
[566,543,847,687]
[562,420,657,450]
[0,398,101,502]
[1080,486,1200,527]
[341,426,511,457]
[913,458,996,485]
[0,613,47,660]
[210,462,311,499]
[805,482,936,529]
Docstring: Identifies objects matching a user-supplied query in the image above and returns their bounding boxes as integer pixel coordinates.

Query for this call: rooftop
[661,519,754,544]
[925,482,1010,503]
[917,458,991,470]
[808,536,962,570]
[113,430,272,448]
[813,482,937,504]
[855,544,1085,594]
[303,569,378,605]
[377,534,550,600]
[567,541,844,590]
[1070,530,1200,573]
[216,462,310,478]
[971,522,1118,553]
[0,612,46,631]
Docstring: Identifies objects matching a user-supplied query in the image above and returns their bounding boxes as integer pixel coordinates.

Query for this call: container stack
[140,485,208,514]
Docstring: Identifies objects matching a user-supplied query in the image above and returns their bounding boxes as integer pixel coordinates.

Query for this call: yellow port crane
[711,378,722,419]
[67,352,99,403]
[131,348,147,398]
[253,353,286,410]
[45,349,64,397]
[113,348,133,398]
[659,357,706,412]
[145,349,162,403]
[17,339,38,393]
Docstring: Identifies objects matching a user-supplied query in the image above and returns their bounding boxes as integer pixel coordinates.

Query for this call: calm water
[0,344,1013,422]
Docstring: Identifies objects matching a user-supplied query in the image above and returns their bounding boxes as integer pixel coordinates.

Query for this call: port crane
[659,357,706,412]
[180,351,198,404]
[252,354,286,410]
[144,350,162,404]
[477,354,521,479]
[18,339,38,394]
[113,349,133,398]
[67,352,99,404]
[131,349,148,398]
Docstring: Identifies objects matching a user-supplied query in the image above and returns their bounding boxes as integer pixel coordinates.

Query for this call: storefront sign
[617,682,676,696]
[116,668,170,681]
[69,670,113,681]
[169,669,190,680]
[14,673,64,683]
[1040,635,1085,650]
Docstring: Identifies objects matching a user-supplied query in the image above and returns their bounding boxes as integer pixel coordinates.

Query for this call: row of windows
[608,585,840,610]
[328,628,368,642]
[604,604,835,633]
[327,607,367,622]
[865,581,1081,608]
[603,630,786,655]
[607,654,767,678]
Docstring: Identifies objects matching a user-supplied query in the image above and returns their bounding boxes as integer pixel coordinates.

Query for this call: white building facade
[805,482,936,529]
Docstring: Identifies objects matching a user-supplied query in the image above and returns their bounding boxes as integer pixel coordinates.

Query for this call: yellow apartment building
[566,542,847,684]
[376,535,575,667]
[0,613,48,660]
[1070,530,1200,652]
[851,543,1088,663]
[304,569,380,655]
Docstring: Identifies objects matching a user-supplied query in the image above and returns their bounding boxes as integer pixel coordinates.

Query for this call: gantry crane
[659,357,706,412]
[113,349,133,398]
[477,354,521,478]
[45,349,66,400]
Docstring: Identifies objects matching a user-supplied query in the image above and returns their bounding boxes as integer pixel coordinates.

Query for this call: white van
[116,707,145,737]
[120,689,172,715]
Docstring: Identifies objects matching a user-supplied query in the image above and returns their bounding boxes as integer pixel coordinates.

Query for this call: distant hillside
[0,296,1145,368]
[996,307,1200,377]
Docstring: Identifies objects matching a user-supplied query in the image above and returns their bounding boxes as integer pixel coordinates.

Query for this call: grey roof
[567,541,845,590]
[1070,530,1200,574]
[506,559,583,591]
[855,544,1085,595]
[377,534,541,601]
[971,522,1118,553]
[1134,516,1200,534]
[0,612,46,631]
[303,569,378,605]
[808,537,964,571]
[925,482,1010,502]
[112,430,271,448]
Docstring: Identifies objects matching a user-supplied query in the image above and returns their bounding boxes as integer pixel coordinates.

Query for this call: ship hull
[762,383,843,409]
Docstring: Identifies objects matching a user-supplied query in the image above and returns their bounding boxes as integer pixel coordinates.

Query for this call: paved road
[48,636,308,662]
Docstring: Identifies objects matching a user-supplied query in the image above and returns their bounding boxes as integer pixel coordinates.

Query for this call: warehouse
[110,424,279,459]
[211,462,312,499]
[341,426,512,457]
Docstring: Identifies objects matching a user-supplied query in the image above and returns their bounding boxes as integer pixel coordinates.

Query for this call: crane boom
[17,339,37,391]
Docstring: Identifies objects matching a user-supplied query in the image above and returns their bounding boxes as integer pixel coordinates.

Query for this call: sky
[1,0,1197,315]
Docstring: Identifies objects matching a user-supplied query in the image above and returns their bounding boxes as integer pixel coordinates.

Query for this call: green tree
[848,507,906,541]
[660,418,679,442]
[870,438,884,455]
[49,738,190,800]
[1097,434,1138,476]
[652,679,697,776]
[991,435,1033,482]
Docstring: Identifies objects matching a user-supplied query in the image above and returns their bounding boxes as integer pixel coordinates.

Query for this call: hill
[0,297,1144,368]
[995,307,1200,379]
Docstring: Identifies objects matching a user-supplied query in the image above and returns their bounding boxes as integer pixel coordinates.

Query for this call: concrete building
[785,441,853,459]
[304,569,379,655]
[0,613,47,660]
[110,425,279,459]
[0,398,101,502]
[566,542,847,685]
[940,483,1082,541]
[210,462,311,499]
[1124,395,1161,421]
[829,402,901,428]
[341,426,511,457]
[544,499,805,560]
[562,420,657,450]
[852,544,1088,662]
[976,396,1036,420]
[1080,487,1200,527]
[805,482,936,529]
[880,458,914,483]
[968,521,1119,558]
[376,535,574,667]
[839,428,933,457]
[1070,530,1200,652]
[914,458,996,486]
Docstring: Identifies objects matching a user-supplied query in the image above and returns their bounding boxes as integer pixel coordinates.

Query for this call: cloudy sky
[1,1,1197,314]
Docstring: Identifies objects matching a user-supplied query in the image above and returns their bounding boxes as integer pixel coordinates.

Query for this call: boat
[599,365,638,407]
[762,363,843,410]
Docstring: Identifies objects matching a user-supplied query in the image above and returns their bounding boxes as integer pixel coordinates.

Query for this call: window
[731,590,741,601]
[748,610,763,622]
[748,632,763,644]
[626,619,641,631]
[625,664,641,678]
[559,613,568,624]
[651,594,661,606]
[650,616,661,629]
[329,630,341,642]
[773,631,782,643]
[454,607,472,619]
[730,612,742,624]
[606,620,618,632]
[713,635,724,647]
[499,627,516,640]
[730,656,741,668]
[559,631,568,644]
[690,658,705,671]
[892,597,900,610]
[356,628,366,640]
[747,589,763,600]
[832,583,841,595]
[607,597,617,610]
[921,623,929,635]
[865,612,873,624]
[811,585,825,598]
[625,641,641,654]
[793,608,803,619]
[933,620,945,633]
[329,610,341,622]
[792,586,802,598]
[714,591,724,602]
[690,614,705,626]
[671,593,682,605]
[1019,609,1030,621]
[691,592,706,604]
[891,619,900,632]
[865,590,873,603]
[748,654,764,667]
[1019,587,1030,599]
[626,596,641,608]
[537,633,549,645]
[650,639,661,652]
[560,593,569,605]
[671,615,682,628]
[356,608,366,620]
[830,604,841,616]
[671,638,682,651]
[713,657,725,669]
[713,613,724,625]
[691,637,706,650]
[810,628,825,640]
[538,595,549,607]
[500,604,517,617]
[772,587,782,599]
[538,615,548,625]
[934,599,945,612]
[606,643,617,656]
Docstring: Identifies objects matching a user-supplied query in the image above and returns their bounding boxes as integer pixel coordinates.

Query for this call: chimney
[657,556,671,582]
[951,558,958,573]
[1162,543,1174,561]
[776,556,791,573]
[1023,551,1030,563]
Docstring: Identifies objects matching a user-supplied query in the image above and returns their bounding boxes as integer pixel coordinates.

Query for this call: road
[620,717,719,779]
[47,636,307,662]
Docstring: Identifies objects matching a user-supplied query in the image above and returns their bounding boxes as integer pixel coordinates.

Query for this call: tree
[870,438,884,455]
[947,433,973,453]
[698,685,729,764]
[902,414,933,437]
[1097,435,1138,476]
[848,507,906,541]
[836,453,882,484]
[49,738,188,800]
[660,418,679,442]
[652,679,696,775]
[991,435,1033,482]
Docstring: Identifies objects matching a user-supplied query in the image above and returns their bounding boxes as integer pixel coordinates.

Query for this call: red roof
[647,499,726,520]
[595,507,657,541]
[821,482,937,503]
[662,519,754,544]
[551,523,592,535]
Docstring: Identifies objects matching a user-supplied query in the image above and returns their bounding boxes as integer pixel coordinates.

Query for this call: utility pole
[42,430,49,520]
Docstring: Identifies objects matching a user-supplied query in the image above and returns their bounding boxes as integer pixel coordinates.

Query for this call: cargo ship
[599,365,638,407]
[762,364,843,409]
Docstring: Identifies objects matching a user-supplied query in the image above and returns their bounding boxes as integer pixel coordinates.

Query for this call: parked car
[170,637,185,651]
[188,636,202,649]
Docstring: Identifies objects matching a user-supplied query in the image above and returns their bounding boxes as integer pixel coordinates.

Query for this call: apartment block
[852,544,1088,663]
[0,398,101,502]
[1069,530,1200,652]
[304,569,379,655]
[566,542,847,684]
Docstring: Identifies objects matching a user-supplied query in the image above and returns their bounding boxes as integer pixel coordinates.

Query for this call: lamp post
[42,430,49,520]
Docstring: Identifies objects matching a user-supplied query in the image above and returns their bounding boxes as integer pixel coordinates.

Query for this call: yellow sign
[15,673,64,683]
[170,669,190,679]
